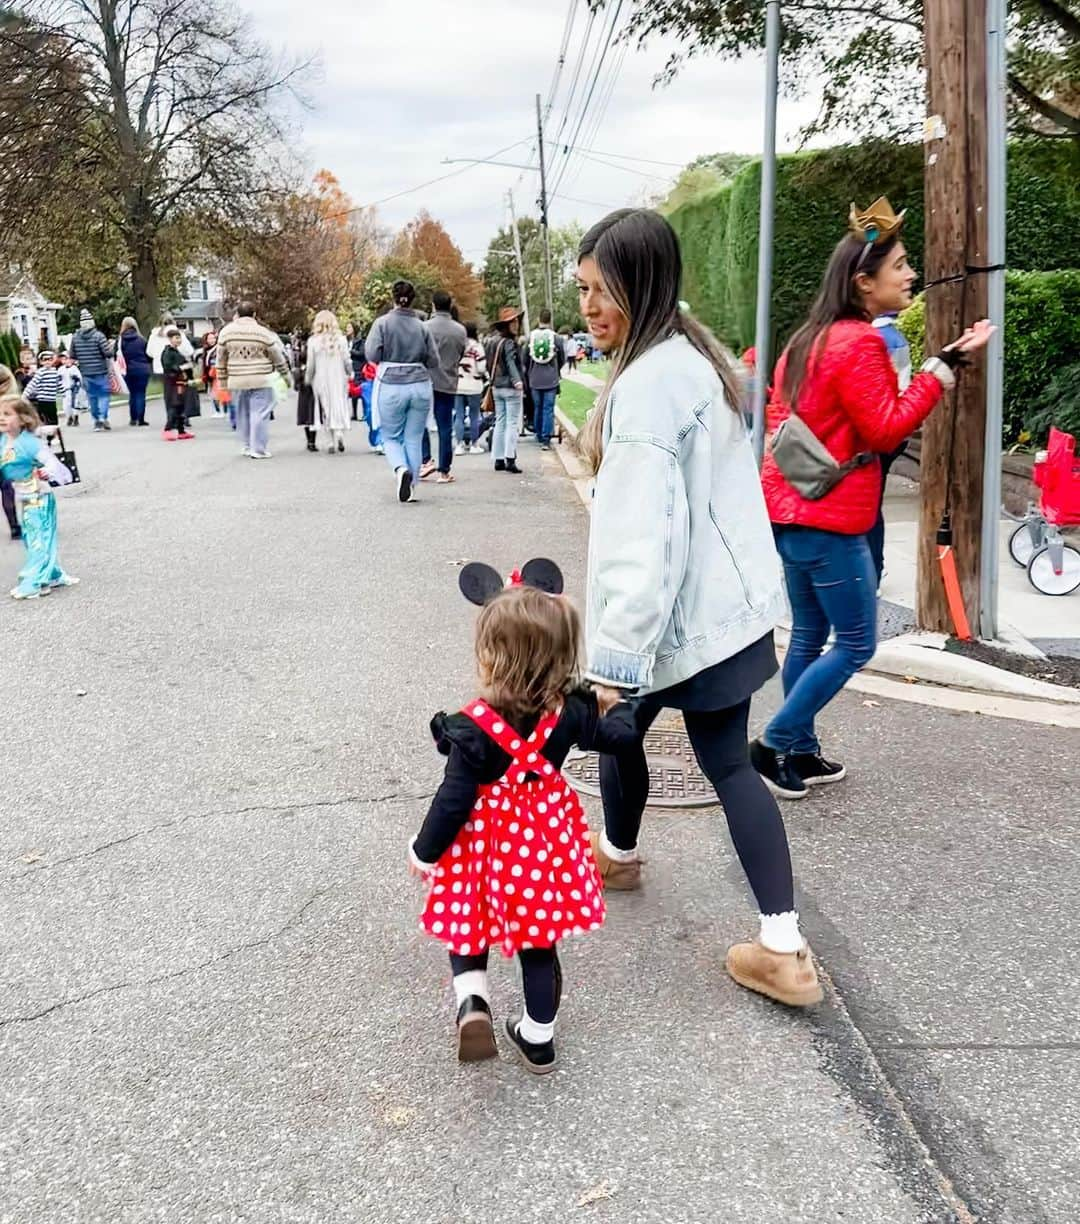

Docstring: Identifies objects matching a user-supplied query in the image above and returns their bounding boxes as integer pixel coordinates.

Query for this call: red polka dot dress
[420,700,606,957]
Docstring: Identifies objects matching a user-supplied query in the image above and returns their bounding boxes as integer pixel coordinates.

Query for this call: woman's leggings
[599,697,795,916]
[1,478,17,533]
[450,946,560,1024]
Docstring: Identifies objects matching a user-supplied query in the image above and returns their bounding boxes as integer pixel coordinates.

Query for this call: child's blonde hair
[475,585,581,722]
[0,365,16,397]
[0,393,41,433]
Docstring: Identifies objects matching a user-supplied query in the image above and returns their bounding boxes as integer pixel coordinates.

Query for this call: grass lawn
[578,358,609,380]
[558,379,597,429]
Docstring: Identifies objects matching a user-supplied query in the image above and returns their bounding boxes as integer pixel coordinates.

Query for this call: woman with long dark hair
[579,208,820,1009]
[364,280,438,503]
[752,200,993,800]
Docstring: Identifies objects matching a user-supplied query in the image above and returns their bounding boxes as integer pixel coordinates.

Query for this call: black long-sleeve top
[412,689,637,864]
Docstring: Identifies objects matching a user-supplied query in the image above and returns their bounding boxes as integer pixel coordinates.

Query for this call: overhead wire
[549,0,625,201]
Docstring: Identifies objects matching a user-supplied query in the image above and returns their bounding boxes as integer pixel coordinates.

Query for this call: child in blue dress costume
[0,396,77,600]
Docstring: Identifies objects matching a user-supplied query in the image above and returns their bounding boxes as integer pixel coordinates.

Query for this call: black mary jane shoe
[457,995,497,1063]
[505,1017,557,1075]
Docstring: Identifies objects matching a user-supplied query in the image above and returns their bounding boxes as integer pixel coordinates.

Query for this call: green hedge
[0,330,22,371]
[669,140,1080,354]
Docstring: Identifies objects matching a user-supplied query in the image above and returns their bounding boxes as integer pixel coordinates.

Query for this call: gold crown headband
[849,196,906,245]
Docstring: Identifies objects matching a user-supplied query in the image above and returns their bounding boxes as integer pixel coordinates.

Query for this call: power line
[563,145,686,168]
[550,0,625,199]
[556,34,630,200]
[330,137,533,218]
[552,4,597,150]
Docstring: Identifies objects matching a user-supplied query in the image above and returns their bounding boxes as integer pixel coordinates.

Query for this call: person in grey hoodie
[424,290,467,481]
[365,280,439,504]
[68,309,115,431]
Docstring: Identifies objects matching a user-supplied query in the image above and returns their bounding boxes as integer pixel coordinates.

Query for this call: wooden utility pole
[535,92,555,322]
[917,0,990,632]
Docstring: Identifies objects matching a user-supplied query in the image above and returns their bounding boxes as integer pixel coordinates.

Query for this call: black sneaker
[396,467,413,503]
[505,1017,557,1075]
[337,439,345,453]
[494,459,506,472]
[9,525,21,541]
[137,420,149,427]
[505,460,522,474]
[790,752,847,786]
[102,420,111,431]
[457,996,497,1063]
[750,739,807,801]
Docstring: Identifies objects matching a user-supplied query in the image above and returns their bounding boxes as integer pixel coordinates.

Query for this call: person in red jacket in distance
[751,199,994,800]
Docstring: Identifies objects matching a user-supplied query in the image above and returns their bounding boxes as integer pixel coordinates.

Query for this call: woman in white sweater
[305,310,353,453]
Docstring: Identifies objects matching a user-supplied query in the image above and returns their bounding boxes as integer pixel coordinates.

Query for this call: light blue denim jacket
[585,334,786,694]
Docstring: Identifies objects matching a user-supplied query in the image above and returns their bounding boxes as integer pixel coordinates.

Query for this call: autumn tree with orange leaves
[224,170,382,333]
[392,211,482,318]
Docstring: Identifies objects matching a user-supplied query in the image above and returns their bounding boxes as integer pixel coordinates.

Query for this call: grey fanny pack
[770,412,875,500]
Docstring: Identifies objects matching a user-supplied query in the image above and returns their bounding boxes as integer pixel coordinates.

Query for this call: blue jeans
[127,373,149,424]
[84,374,111,422]
[764,527,878,755]
[531,386,557,443]
[454,394,481,445]
[492,387,522,461]
[234,387,275,455]
[433,390,455,473]
[377,380,432,480]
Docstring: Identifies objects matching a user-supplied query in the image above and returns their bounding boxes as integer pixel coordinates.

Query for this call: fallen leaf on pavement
[577,1181,616,1208]
[861,699,881,708]
[75,689,88,697]
[383,1106,416,1127]
[903,675,919,684]
[19,851,44,864]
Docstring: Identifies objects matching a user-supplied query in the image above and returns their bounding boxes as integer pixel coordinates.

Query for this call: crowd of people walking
[3,198,996,1077]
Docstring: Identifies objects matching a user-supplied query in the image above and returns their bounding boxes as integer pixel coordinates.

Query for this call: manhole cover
[563,716,715,809]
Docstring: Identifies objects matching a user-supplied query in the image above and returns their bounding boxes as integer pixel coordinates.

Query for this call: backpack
[529,327,556,364]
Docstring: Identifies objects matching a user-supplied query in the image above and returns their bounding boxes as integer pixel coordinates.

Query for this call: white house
[174,270,226,339]
[0,271,62,351]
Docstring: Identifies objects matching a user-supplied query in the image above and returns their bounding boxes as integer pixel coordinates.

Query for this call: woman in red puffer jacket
[751,199,995,802]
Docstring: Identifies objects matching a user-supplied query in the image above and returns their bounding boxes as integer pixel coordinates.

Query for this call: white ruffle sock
[759,911,804,954]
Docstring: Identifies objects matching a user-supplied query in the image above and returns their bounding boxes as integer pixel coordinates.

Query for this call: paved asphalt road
[2,404,1077,1223]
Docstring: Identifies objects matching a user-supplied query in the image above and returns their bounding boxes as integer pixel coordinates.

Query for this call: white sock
[759,911,804,955]
[517,1008,555,1045]
[452,970,489,1008]
[599,830,638,864]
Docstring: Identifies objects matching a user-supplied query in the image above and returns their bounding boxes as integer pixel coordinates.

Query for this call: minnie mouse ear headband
[459,558,565,606]
[849,197,906,246]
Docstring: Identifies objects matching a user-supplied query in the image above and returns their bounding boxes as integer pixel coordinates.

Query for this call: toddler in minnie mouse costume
[408,558,636,1074]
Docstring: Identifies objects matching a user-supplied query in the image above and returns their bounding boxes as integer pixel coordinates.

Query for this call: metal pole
[508,191,531,337]
[980,0,1006,640]
[536,92,555,322]
[751,0,781,465]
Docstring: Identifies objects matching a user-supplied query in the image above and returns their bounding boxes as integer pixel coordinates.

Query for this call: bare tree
[14,0,313,329]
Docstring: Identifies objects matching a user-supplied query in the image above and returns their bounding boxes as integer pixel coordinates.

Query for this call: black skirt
[647,631,778,712]
[296,383,316,427]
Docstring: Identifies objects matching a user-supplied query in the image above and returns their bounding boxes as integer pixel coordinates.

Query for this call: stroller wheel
[1028,544,1080,596]
[1008,520,1041,568]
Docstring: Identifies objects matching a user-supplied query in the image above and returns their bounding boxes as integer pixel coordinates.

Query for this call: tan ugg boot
[725,940,824,1007]
[588,831,642,891]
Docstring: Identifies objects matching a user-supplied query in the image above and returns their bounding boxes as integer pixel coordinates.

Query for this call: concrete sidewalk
[2,407,1077,1222]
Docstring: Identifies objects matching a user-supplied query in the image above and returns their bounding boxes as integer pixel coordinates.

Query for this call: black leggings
[1,478,17,533]
[450,946,560,1024]
[599,697,795,916]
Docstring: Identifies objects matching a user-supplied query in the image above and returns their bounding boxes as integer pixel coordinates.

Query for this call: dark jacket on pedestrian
[484,333,522,390]
[526,334,566,392]
[120,331,152,382]
[69,323,113,378]
[425,310,468,394]
[349,334,365,376]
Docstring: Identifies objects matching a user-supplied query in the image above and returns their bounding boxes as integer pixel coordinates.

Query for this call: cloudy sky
[256,0,823,263]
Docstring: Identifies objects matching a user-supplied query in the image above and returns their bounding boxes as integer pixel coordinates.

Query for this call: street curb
[551,440,1080,722]
[774,625,1080,705]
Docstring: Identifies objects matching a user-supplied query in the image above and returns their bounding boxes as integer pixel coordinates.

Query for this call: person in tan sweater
[217,302,291,459]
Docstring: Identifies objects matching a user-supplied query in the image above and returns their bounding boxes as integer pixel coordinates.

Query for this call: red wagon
[1007,428,1080,595]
